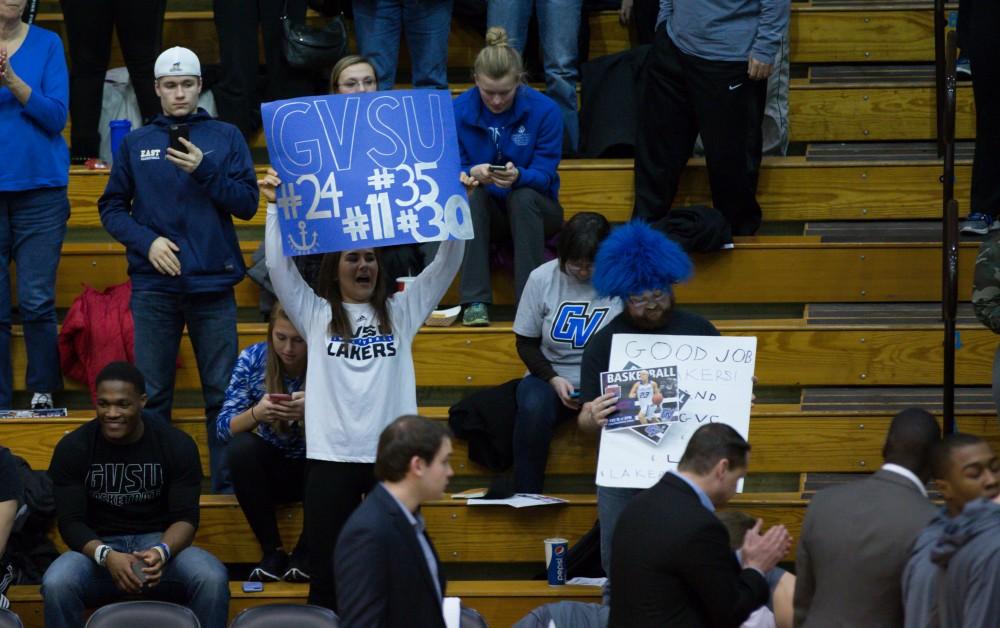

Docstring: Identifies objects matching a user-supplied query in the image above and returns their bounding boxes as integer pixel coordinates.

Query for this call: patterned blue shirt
[217,342,305,457]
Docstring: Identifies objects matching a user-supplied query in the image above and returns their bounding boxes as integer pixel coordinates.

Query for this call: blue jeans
[131,289,238,493]
[597,485,641,577]
[352,0,453,89]
[513,375,576,493]
[487,0,582,152]
[0,187,69,408]
[41,532,230,628]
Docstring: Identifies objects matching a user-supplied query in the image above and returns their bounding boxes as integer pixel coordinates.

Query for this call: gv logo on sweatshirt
[327,324,397,360]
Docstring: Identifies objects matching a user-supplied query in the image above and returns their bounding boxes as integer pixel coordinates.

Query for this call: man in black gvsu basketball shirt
[41,362,229,628]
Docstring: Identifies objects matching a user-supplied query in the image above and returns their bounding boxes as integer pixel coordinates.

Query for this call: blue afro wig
[592,221,693,299]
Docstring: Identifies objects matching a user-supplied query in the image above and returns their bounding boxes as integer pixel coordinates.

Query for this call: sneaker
[248,550,288,582]
[283,546,310,582]
[960,213,998,236]
[30,393,53,410]
[462,303,489,327]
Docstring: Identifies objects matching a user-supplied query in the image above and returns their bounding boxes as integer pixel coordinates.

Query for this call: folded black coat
[652,205,733,253]
[579,45,651,158]
[447,379,521,473]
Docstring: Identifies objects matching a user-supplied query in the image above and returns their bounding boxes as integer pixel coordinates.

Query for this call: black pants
[227,432,307,554]
[965,0,1000,216]
[212,0,315,138]
[633,28,767,236]
[59,0,166,159]
[459,187,563,305]
[304,459,376,610]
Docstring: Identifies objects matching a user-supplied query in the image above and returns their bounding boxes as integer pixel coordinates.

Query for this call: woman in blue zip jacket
[453,27,564,327]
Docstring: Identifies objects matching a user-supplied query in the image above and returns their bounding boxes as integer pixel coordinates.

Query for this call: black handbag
[281,0,348,69]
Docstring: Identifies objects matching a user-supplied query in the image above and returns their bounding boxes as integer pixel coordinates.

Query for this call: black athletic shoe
[283,546,310,582]
[248,551,288,582]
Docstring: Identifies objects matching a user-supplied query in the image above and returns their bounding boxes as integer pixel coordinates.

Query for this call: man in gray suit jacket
[793,407,940,627]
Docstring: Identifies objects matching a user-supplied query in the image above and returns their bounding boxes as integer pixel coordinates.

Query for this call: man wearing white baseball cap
[98,45,259,497]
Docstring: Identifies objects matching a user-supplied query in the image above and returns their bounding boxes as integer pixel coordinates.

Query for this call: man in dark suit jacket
[793,407,941,627]
[335,416,453,628]
[609,423,792,628]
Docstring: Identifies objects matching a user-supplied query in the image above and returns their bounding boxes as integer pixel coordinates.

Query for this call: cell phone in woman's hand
[488,164,508,172]
[268,393,293,402]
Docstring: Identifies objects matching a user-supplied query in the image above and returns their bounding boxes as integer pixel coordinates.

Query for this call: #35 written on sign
[262,90,474,256]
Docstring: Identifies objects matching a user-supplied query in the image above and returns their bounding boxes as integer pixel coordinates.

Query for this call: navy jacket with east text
[98,109,259,293]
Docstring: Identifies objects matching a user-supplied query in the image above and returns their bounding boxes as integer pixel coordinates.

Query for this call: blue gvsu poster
[262,90,473,256]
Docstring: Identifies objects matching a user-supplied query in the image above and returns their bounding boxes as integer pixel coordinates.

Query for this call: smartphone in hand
[169,124,190,153]
[488,164,507,172]
[268,393,293,402]
[131,560,149,584]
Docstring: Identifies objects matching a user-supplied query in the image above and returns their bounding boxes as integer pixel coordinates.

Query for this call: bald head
[882,408,940,481]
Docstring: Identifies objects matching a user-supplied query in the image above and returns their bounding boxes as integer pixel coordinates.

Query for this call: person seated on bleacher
[455,26,564,327]
[0,0,70,411]
[42,362,229,628]
[511,211,620,493]
[258,168,466,610]
[217,303,308,584]
[575,220,718,577]
[98,46,259,493]
[0,446,22,610]
[902,434,1000,628]
[335,415,452,628]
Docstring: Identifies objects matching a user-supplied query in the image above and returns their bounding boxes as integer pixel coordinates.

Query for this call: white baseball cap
[154,47,201,79]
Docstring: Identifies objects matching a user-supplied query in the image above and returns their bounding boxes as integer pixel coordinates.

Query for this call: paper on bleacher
[466,494,568,508]
[596,334,756,489]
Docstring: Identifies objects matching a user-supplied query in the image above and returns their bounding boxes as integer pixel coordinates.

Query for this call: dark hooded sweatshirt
[930,498,1000,628]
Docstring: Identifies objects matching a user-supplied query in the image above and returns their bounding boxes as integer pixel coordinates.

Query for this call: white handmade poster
[596,334,757,488]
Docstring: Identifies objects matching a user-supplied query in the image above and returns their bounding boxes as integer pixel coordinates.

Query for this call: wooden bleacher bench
[6,580,603,628]
[27,237,982,311]
[64,157,974,226]
[3,306,998,391]
[3,404,997,479]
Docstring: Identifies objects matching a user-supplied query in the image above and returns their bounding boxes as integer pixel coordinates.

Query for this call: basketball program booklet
[600,366,680,443]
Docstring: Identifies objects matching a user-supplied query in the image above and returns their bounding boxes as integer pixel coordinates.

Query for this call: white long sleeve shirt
[265,204,465,462]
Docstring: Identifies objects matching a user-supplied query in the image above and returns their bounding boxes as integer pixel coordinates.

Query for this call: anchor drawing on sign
[287,221,319,253]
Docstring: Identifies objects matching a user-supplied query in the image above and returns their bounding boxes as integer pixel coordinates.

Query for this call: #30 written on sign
[262,90,474,256]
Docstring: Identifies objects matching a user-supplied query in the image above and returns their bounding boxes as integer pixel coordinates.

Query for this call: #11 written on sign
[262,90,474,256]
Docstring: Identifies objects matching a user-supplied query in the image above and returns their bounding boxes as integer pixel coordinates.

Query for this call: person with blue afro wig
[592,221,694,299]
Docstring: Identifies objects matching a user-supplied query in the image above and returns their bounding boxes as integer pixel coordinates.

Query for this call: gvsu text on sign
[262,90,473,256]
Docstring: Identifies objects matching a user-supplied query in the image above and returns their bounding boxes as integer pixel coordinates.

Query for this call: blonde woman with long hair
[217,303,308,583]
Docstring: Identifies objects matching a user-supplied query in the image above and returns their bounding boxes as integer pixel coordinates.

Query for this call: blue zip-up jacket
[453,85,562,201]
[98,109,259,293]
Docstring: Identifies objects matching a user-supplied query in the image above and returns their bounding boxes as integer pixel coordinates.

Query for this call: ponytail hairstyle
[473,27,527,82]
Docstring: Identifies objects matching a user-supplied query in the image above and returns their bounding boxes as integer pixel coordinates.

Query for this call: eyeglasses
[338,77,377,90]
[627,290,671,308]
[565,261,593,276]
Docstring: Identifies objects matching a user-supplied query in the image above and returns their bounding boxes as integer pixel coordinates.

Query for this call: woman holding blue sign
[259,168,467,610]
[455,27,565,327]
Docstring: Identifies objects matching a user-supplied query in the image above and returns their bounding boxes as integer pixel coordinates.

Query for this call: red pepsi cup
[544,537,568,585]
